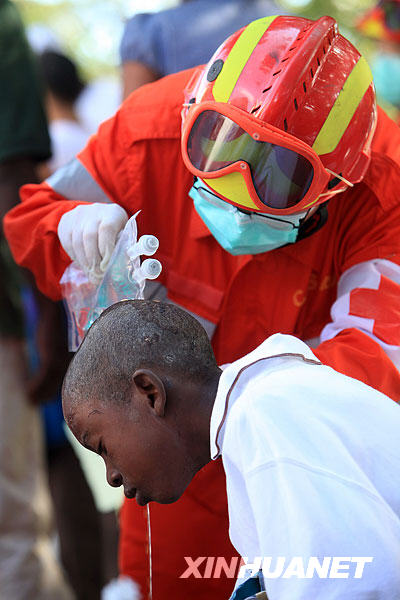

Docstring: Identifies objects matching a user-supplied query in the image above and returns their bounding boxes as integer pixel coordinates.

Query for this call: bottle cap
[141,259,162,280]
[138,235,159,256]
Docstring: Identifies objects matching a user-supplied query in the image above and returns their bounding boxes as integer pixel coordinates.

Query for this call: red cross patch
[349,275,400,346]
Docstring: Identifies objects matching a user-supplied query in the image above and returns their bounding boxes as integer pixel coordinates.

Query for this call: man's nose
[106,465,123,488]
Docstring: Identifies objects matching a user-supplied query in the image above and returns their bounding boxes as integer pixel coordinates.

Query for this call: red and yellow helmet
[181,15,377,215]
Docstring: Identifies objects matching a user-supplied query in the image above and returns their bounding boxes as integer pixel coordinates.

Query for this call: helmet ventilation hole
[283,118,288,132]
[258,25,327,106]
[251,105,261,114]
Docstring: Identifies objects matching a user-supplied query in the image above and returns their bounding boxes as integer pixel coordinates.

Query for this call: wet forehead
[64,398,99,437]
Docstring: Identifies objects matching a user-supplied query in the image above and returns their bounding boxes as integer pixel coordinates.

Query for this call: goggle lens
[187,110,314,210]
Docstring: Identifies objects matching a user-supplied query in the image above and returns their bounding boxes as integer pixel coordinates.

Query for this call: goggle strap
[325,168,354,188]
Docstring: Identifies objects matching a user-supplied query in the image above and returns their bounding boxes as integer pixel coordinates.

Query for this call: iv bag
[60,213,162,350]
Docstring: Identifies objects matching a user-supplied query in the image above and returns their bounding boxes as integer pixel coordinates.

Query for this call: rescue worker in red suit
[4,15,400,600]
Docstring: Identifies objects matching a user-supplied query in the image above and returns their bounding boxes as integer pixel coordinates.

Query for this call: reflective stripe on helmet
[312,57,373,155]
[212,15,278,103]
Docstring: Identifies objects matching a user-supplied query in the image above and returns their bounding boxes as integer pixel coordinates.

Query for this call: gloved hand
[57,202,128,282]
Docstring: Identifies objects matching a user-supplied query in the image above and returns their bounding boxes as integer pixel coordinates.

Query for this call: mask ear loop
[325,168,354,188]
[318,169,354,199]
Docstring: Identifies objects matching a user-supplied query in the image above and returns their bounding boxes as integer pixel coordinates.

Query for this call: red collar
[189,204,213,239]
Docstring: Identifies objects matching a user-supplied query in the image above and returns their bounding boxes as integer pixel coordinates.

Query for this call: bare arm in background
[122,60,159,99]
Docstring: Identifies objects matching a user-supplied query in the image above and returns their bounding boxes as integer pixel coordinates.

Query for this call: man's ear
[132,369,166,417]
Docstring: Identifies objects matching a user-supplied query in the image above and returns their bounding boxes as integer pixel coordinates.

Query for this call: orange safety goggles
[181,101,347,216]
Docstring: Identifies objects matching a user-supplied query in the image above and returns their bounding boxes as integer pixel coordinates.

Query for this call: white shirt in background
[211,334,400,599]
[48,119,89,173]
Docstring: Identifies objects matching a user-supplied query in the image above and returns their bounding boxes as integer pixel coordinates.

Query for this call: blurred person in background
[120,0,284,98]
[0,1,74,598]
[39,50,89,175]
[357,0,400,123]
[37,47,120,600]
[75,76,122,136]
[26,24,121,140]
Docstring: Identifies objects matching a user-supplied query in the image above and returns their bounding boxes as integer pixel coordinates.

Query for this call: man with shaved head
[63,299,400,600]
[63,300,217,507]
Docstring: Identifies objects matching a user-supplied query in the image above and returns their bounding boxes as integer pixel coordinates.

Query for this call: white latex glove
[58,203,128,282]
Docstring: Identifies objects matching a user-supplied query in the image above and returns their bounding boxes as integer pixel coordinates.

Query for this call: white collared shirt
[211,334,400,599]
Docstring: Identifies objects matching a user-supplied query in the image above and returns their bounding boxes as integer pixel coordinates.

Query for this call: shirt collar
[210,334,322,460]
